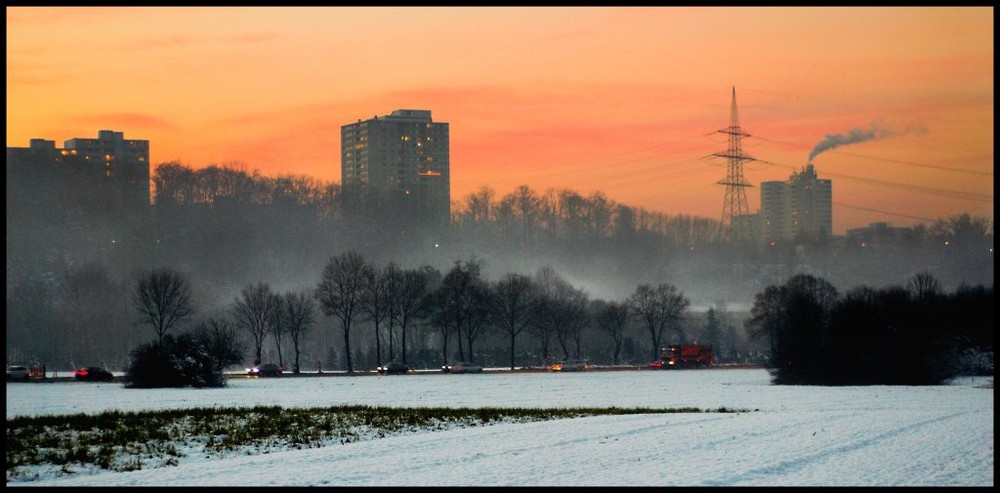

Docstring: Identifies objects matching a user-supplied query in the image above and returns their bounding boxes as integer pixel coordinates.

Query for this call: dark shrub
[124,333,226,388]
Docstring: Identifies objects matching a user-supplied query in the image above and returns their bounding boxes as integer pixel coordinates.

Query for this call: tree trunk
[343,323,353,373]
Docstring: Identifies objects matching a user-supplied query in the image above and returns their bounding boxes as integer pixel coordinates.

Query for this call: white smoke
[809,120,927,162]
[809,121,890,162]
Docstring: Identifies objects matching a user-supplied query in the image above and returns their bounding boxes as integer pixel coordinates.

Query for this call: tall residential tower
[341,109,450,232]
[760,163,833,244]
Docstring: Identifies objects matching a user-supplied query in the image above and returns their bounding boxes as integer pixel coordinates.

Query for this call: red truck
[649,344,715,369]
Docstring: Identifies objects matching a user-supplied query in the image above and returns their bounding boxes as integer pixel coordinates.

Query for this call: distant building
[760,163,832,244]
[7,129,150,210]
[340,109,450,232]
[845,222,911,250]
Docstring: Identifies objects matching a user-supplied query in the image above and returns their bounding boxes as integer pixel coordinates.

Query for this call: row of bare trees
[313,252,694,372]
[127,254,696,373]
[150,162,721,248]
[130,267,317,373]
[150,163,992,252]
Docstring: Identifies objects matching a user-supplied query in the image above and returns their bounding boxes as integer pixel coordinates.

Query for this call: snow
[5,368,993,486]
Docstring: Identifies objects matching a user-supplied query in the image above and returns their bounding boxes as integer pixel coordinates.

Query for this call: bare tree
[280,290,316,374]
[232,282,280,366]
[269,295,286,368]
[530,266,581,362]
[383,262,404,361]
[509,185,542,246]
[314,251,371,374]
[360,263,391,365]
[592,299,630,365]
[438,259,489,362]
[703,307,723,359]
[908,271,941,302]
[529,267,564,363]
[529,297,557,364]
[747,274,838,370]
[459,186,496,231]
[563,288,590,359]
[461,280,492,363]
[427,288,455,367]
[192,316,244,374]
[393,266,434,365]
[132,267,195,345]
[629,283,690,362]
[491,273,536,370]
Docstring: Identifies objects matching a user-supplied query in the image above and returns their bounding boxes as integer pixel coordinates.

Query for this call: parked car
[441,362,483,374]
[377,362,412,375]
[6,365,30,381]
[74,366,114,382]
[550,359,590,372]
[247,363,283,377]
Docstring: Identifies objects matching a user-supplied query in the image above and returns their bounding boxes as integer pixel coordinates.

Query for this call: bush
[124,333,226,388]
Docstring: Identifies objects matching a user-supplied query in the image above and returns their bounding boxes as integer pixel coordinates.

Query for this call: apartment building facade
[341,109,450,231]
[760,163,833,244]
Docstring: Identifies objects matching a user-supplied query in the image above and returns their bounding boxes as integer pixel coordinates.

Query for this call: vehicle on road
[551,359,590,372]
[74,366,114,382]
[441,362,483,374]
[377,362,413,375]
[650,344,716,369]
[6,365,30,381]
[247,363,283,377]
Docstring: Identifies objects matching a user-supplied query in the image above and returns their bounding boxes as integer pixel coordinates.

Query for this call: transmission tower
[713,86,760,242]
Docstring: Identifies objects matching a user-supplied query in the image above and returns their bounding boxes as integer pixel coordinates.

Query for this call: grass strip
[7,405,753,482]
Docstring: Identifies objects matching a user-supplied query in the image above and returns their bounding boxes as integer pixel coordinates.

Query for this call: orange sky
[7,7,993,234]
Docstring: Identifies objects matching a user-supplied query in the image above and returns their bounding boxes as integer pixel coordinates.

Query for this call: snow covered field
[6,368,993,486]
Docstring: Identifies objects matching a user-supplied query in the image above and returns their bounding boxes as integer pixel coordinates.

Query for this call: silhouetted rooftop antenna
[713,86,759,242]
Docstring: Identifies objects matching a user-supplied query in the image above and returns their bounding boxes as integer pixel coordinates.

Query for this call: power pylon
[713,86,759,242]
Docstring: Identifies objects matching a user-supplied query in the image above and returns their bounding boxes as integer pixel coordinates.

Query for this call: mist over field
[6,163,994,371]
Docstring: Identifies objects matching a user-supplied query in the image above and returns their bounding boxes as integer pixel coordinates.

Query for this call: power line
[451,135,715,190]
[833,201,938,224]
[758,136,992,177]
[762,160,992,203]
[830,149,992,177]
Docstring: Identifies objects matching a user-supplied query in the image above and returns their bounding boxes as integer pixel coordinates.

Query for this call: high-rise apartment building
[341,109,450,230]
[760,163,832,244]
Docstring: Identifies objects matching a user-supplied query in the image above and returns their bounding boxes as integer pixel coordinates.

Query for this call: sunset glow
[7,6,993,233]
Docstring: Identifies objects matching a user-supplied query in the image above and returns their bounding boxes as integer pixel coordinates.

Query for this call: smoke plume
[809,121,893,162]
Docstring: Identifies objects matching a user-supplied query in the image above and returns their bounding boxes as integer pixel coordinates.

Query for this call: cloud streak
[72,113,180,132]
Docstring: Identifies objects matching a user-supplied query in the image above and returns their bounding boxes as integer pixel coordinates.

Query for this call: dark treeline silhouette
[748,273,993,385]
[6,161,993,373]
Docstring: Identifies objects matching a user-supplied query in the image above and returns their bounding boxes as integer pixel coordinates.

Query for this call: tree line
[747,272,993,385]
[125,252,703,383]
[125,261,991,388]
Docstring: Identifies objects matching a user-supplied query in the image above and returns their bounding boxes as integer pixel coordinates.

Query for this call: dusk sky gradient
[7,6,993,234]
